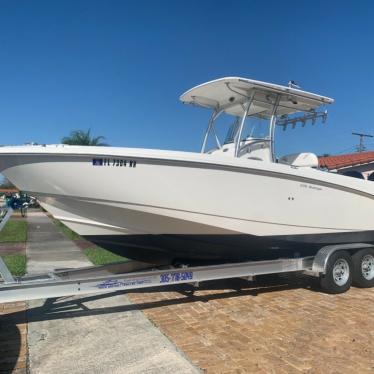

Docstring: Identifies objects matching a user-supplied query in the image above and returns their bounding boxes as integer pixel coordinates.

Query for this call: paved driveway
[128,274,374,373]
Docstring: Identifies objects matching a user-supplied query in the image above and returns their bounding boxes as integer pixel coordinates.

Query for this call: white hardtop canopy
[180,77,334,117]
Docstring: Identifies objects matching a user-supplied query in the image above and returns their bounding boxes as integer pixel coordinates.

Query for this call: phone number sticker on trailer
[160,271,193,284]
[92,158,137,167]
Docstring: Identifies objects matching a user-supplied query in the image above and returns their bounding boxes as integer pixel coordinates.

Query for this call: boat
[0,77,373,264]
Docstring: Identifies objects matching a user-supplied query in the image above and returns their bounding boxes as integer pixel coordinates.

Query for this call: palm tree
[61,129,108,146]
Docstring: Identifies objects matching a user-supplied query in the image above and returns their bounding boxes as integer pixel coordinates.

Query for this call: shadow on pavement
[0,319,22,373]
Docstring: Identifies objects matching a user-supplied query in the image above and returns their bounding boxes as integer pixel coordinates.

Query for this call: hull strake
[37,193,366,237]
[42,198,374,263]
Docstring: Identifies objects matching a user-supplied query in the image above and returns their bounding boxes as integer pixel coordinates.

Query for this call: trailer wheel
[320,251,353,294]
[352,248,374,288]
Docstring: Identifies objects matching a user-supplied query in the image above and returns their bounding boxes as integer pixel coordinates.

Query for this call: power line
[352,132,373,152]
[335,146,356,155]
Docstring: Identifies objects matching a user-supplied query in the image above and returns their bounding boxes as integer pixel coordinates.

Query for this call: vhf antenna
[288,80,300,89]
[352,132,373,152]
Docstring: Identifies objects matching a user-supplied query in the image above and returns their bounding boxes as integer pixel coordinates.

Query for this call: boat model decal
[92,158,137,167]
[299,183,323,191]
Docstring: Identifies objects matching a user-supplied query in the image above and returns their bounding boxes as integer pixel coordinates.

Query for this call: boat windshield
[224,118,240,144]
[224,115,271,144]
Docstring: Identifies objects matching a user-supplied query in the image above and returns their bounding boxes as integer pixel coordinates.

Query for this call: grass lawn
[53,219,129,266]
[84,247,128,265]
[54,220,81,240]
[1,254,27,276]
[0,220,27,243]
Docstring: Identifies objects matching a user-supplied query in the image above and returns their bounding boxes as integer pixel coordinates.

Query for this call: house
[319,151,374,180]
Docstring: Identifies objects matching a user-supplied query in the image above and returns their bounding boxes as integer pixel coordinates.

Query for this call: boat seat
[278,152,318,168]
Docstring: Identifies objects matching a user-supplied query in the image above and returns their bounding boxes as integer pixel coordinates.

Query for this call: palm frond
[61,129,109,146]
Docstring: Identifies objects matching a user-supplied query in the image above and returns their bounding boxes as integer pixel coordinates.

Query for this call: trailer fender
[312,243,374,275]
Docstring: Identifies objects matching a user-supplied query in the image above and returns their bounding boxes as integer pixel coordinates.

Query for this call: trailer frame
[0,256,316,303]
[1,241,373,303]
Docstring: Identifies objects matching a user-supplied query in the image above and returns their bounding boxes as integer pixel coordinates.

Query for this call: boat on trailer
[0,76,373,298]
[0,77,373,265]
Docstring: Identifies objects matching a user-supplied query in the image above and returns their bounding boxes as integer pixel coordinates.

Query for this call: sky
[0,0,374,157]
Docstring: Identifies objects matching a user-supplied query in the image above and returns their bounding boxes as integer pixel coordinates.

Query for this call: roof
[180,77,334,117]
[0,188,19,194]
[319,151,374,170]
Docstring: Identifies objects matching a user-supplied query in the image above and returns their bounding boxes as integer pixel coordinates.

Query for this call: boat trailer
[0,255,316,303]
[0,208,373,303]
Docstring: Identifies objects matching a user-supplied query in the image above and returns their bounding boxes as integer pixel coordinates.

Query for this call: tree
[61,129,108,146]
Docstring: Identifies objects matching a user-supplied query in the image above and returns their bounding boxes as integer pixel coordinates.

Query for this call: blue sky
[0,0,373,157]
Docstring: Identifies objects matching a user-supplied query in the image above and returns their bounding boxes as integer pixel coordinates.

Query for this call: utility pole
[352,132,373,152]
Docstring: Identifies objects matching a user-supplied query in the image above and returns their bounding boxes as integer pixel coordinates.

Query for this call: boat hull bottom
[84,231,374,265]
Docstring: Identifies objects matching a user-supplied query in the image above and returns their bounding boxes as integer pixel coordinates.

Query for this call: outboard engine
[279,153,319,168]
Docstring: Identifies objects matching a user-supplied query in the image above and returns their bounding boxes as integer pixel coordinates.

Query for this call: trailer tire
[320,251,353,294]
[352,248,374,288]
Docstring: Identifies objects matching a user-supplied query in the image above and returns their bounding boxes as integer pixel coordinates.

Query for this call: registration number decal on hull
[92,158,137,167]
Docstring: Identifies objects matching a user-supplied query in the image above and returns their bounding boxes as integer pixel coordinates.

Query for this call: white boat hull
[1,146,374,263]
